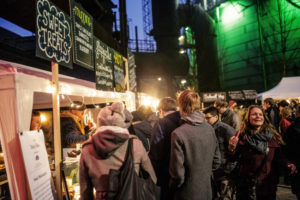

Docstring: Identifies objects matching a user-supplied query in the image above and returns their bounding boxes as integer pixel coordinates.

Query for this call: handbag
[107,138,160,200]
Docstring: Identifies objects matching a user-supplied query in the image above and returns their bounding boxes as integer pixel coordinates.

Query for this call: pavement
[277,184,297,200]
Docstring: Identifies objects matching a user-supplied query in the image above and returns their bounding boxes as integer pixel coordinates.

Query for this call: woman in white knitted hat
[79,102,157,200]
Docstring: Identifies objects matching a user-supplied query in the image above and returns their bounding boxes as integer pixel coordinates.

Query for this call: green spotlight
[221,3,242,24]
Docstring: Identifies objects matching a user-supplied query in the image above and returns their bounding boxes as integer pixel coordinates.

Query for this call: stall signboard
[70,0,94,70]
[243,90,257,100]
[94,37,114,91]
[202,92,226,102]
[19,130,54,200]
[36,0,72,68]
[113,50,126,92]
[228,90,245,100]
[128,50,137,92]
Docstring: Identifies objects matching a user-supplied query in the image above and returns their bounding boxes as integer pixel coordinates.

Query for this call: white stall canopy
[257,76,300,101]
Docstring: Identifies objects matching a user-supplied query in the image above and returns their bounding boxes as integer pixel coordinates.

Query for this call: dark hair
[157,97,177,112]
[70,101,86,110]
[177,90,201,115]
[296,105,300,117]
[32,110,41,117]
[203,106,219,116]
[278,100,289,108]
[240,105,284,144]
[214,99,228,108]
[264,98,274,106]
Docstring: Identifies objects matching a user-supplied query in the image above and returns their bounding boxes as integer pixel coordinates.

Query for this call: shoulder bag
[107,138,160,200]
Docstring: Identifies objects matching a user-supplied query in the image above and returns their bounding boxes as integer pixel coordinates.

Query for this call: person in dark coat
[283,105,300,199]
[214,100,241,131]
[149,97,181,200]
[169,90,221,200]
[203,106,236,200]
[263,98,280,131]
[229,105,296,200]
[128,110,153,152]
[60,101,93,148]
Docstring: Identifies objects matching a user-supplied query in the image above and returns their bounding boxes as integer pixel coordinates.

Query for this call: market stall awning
[257,76,300,100]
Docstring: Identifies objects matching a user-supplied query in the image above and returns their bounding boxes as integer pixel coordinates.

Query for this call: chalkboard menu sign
[243,90,257,100]
[202,92,226,102]
[228,91,245,100]
[113,50,126,92]
[36,0,72,68]
[94,37,114,91]
[70,0,94,70]
[127,50,137,92]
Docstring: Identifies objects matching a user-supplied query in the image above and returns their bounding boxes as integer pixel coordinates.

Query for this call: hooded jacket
[169,110,221,200]
[79,126,157,200]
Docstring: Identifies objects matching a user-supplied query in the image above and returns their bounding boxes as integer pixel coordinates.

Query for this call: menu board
[127,50,137,92]
[19,130,54,200]
[94,37,114,91]
[202,92,226,102]
[228,91,245,100]
[113,50,126,92]
[36,0,72,68]
[243,90,257,100]
[71,0,94,70]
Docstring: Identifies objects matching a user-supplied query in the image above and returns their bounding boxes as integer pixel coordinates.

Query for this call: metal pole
[135,26,139,53]
[119,0,128,56]
[256,0,267,90]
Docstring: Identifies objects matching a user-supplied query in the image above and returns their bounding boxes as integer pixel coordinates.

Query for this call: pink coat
[80,126,157,200]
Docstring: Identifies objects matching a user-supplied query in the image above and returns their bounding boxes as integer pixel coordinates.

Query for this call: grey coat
[221,108,241,131]
[169,111,221,200]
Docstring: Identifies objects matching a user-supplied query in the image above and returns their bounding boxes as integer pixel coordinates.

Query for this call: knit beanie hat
[97,102,126,128]
[228,100,237,108]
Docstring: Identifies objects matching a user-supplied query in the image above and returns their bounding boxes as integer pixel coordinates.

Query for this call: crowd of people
[57,90,299,200]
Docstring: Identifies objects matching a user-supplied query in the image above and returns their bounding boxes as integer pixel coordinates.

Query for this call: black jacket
[149,111,181,199]
[128,121,152,152]
[283,117,300,167]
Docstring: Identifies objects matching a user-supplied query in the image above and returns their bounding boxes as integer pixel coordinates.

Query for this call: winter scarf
[244,128,273,153]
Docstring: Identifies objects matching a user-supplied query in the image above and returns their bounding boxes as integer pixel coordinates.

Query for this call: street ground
[277,184,297,200]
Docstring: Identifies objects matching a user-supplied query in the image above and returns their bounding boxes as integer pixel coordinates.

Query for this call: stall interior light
[40,114,47,122]
[46,85,56,94]
[221,3,242,24]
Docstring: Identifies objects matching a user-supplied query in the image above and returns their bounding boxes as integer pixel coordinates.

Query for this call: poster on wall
[36,0,72,68]
[243,90,257,100]
[113,50,126,92]
[127,50,137,92]
[19,130,54,200]
[202,92,226,102]
[70,0,94,70]
[228,91,245,100]
[94,37,114,91]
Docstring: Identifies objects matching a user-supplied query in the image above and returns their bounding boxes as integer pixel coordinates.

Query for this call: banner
[70,0,94,70]
[228,91,245,100]
[36,0,72,68]
[127,50,137,92]
[19,130,54,200]
[202,92,226,102]
[113,50,126,92]
[94,37,114,91]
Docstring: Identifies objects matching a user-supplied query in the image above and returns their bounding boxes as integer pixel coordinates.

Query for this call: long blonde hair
[240,105,284,145]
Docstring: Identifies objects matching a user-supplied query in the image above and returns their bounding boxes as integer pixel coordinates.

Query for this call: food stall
[0,59,136,199]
